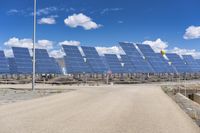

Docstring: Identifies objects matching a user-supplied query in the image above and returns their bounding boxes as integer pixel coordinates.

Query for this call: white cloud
[4,37,33,48]
[4,37,53,50]
[37,40,53,49]
[184,26,200,40]
[49,50,65,58]
[35,7,57,16]
[4,49,13,57]
[142,38,168,52]
[59,40,80,46]
[101,8,123,14]
[7,9,24,15]
[38,17,56,24]
[64,13,102,30]
[96,46,125,56]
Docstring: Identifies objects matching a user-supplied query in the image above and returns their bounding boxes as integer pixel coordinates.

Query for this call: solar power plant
[12,47,32,74]
[62,45,92,74]
[156,53,176,73]
[35,49,61,74]
[104,54,124,73]
[81,46,107,73]
[137,44,172,73]
[182,55,200,72]
[119,42,154,73]
[120,55,136,73]
[8,58,17,74]
[166,53,192,73]
[0,50,10,74]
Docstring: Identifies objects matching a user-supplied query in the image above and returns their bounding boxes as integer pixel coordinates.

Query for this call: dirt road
[0,85,199,133]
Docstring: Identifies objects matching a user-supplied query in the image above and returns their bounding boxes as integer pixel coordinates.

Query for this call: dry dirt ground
[0,84,199,133]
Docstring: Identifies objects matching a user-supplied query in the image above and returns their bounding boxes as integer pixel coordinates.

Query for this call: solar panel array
[104,54,124,73]
[12,47,32,74]
[1,43,200,75]
[35,49,61,74]
[0,51,10,74]
[166,53,191,73]
[119,42,154,73]
[62,45,92,74]
[81,46,107,73]
[137,44,172,73]
[182,55,200,72]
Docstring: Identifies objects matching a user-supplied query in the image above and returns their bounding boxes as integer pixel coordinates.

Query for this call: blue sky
[1,0,200,57]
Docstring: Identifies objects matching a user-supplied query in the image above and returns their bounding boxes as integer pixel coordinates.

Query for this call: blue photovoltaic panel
[81,46,107,73]
[182,55,200,72]
[156,53,176,73]
[104,54,124,73]
[137,44,171,73]
[35,49,61,74]
[119,42,154,73]
[120,55,136,73]
[0,50,10,74]
[166,53,191,73]
[8,58,17,74]
[12,47,32,74]
[62,45,92,74]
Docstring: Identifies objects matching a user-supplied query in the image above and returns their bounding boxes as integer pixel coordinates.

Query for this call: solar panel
[119,42,154,73]
[62,45,92,74]
[120,55,136,73]
[166,53,191,73]
[104,54,124,73]
[8,58,17,74]
[35,49,61,74]
[12,47,32,74]
[0,50,10,74]
[182,55,200,72]
[81,46,107,73]
[156,53,176,73]
[137,44,172,73]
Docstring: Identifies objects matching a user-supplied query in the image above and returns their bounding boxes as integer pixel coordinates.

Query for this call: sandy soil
[0,84,199,133]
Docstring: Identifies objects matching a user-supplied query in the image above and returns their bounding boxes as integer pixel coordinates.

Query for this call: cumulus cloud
[59,40,81,46]
[64,13,102,30]
[49,50,65,58]
[37,40,53,49]
[142,38,168,52]
[96,46,125,56]
[4,37,53,50]
[4,37,33,48]
[183,26,200,40]
[38,17,56,24]
[4,49,14,57]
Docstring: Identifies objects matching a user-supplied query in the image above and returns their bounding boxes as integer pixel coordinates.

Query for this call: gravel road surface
[0,85,199,133]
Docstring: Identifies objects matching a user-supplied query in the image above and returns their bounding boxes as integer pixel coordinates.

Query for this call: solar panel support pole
[32,0,37,91]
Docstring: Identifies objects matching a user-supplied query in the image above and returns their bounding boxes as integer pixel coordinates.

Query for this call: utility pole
[32,0,36,90]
